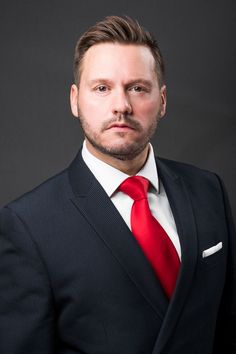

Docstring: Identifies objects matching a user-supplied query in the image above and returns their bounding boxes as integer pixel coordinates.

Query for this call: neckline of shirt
[81,141,159,197]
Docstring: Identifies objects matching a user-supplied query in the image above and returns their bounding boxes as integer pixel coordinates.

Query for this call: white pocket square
[202,242,223,258]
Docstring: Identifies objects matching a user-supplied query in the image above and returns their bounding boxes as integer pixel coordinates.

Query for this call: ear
[159,85,167,118]
[70,84,79,117]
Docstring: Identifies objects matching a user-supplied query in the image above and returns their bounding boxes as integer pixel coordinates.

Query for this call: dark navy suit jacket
[0,150,235,353]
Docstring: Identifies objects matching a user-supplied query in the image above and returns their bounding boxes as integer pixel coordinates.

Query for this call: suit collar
[68,148,95,197]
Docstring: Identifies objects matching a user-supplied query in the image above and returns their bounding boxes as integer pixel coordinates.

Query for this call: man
[0,16,235,354]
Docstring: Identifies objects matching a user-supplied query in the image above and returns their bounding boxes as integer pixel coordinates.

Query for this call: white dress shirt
[82,141,181,258]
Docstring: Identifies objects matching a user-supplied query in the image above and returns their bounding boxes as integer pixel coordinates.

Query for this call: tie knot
[119,176,149,201]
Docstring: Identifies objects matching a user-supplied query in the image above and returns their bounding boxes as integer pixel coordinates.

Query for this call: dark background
[0,0,235,221]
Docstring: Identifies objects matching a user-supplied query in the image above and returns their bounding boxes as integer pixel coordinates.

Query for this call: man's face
[70,43,166,161]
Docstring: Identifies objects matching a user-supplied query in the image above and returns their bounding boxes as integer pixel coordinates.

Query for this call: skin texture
[70,43,166,175]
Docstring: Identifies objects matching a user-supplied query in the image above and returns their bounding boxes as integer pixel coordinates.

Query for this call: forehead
[80,43,157,82]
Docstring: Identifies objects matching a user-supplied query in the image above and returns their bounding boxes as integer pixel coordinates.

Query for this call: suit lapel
[68,151,168,320]
[152,158,198,353]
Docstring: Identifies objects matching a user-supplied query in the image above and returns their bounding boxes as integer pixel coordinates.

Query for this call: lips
[106,123,135,130]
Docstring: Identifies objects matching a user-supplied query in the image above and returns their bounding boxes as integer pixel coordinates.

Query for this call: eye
[95,85,108,93]
[129,85,147,93]
[132,86,143,92]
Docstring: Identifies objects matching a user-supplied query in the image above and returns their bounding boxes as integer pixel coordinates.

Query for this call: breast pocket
[200,241,225,269]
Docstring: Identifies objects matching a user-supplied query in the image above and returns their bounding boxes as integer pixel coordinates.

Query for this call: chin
[101,141,148,160]
[86,133,148,159]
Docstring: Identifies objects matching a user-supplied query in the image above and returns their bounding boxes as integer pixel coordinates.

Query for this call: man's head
[70,16,167,171]
[73,16,165,87]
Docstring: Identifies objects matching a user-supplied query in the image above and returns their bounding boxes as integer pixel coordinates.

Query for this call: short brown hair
[73,16,165,86]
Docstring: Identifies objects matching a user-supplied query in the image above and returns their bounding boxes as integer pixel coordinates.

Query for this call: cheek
[78,96,99,122]
[79,93,110,121]
[133,99,160,119]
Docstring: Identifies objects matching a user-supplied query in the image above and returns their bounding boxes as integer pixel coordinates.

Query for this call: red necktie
[119,176,180,298]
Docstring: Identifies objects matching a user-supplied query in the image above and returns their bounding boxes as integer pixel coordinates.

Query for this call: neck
[85,141,149,176]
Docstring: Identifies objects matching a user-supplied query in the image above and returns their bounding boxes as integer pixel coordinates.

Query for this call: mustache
[101,115,142,132]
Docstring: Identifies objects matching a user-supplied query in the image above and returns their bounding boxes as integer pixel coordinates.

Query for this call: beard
[78,110,161,161]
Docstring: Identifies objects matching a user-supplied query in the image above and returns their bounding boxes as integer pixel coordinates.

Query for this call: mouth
[106,123,135,131]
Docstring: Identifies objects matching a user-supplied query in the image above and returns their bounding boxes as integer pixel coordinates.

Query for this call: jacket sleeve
[0,206,56,353]
[213,176,236,354]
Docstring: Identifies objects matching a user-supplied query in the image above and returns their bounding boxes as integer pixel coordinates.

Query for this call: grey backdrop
[0,0,235,222]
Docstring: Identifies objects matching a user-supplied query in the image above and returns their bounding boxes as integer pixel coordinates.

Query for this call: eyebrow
[88,79,113,86]
[127,79,153,88]
[88,78,153,88]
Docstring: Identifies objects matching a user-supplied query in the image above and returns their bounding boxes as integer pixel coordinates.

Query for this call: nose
[112,89,132,116]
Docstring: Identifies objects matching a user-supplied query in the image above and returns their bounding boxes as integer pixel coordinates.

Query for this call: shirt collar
[82,141,159,197]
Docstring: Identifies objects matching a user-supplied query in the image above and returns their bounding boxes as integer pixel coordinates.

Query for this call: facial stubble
[78,108,162,161]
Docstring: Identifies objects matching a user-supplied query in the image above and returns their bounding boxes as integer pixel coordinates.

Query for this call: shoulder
[157,156,213,176]
[1,167,72,222]
[156,157,234,225]
[156,156,224,195]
